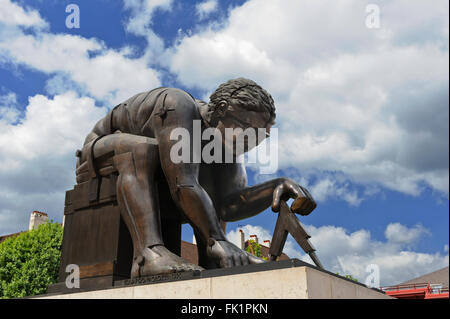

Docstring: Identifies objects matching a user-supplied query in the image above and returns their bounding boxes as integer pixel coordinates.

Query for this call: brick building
[181,231,290,265]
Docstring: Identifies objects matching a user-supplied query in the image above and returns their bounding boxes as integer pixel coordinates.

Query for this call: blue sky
[0,0,448,286]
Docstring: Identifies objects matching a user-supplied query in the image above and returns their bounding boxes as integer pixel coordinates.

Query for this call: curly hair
[209,78,276,125]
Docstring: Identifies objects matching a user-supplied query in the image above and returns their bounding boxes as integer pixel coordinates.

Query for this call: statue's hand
[206,238,265,268]
[272,178,316,216]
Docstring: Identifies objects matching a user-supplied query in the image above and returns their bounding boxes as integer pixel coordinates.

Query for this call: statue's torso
[85,87,247,221]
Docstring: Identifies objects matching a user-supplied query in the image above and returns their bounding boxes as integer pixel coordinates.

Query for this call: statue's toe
[136,246,205,277]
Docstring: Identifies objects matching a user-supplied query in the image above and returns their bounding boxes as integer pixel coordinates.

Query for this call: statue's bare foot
[131,245,204,278]
[206,238,266,268]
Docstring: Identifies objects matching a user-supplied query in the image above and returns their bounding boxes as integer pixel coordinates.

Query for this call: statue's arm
[83,117,107,145]
[217,164,316,222]
[153,90,227,242]
[219,180,283,222]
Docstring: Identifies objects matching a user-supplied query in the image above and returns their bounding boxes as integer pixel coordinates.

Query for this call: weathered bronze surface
[57,78,320,283]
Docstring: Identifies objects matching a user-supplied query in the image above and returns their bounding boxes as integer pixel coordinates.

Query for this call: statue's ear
[209,100,229,126]
[216,100,228,117]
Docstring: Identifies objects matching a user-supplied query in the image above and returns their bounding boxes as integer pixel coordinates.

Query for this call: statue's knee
[117,173,136,188]
[132,142,159,164]
[113,143,159,180]
[113,152,135,175]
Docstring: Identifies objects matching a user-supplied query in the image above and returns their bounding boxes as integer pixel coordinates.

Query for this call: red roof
[382,282,449,299]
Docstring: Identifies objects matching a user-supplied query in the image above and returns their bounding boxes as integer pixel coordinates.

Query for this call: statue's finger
[291,196,307,213]
[298,198,316,216]
[247,254,266,264]
[292,183,305,197]
[220,256,233,268]
[240,254,249,266]
[304,202,313,214]
[300,186,314,202]
[310,199,317,211]
[272,186,283,212]
[233,254,241,267]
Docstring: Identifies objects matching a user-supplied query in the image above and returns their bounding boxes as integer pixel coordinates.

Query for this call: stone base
[37,259,391,299]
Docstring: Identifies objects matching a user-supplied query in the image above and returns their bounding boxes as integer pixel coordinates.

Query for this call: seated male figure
[76,78,316,277]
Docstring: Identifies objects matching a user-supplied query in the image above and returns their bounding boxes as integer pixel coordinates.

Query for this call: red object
[381,283,449,299]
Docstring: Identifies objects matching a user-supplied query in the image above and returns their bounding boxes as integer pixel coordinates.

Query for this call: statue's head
[208,78,276,155]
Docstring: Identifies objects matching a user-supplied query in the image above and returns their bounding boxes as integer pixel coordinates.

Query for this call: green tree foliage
[0,222,63,298]
[245,239,268,261]
[336,272,359,282]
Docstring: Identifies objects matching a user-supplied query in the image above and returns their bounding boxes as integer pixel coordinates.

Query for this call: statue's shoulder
[122,87,199,123]
[159,87,199,114]
[163,87,196,102]
[119,87,191,110]
[130,87,196,106]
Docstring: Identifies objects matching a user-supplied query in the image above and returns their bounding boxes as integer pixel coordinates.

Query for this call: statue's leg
[77,133,203,277]
[195,221,227,269]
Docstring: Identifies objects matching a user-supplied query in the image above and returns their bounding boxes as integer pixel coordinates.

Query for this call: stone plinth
[37,259,391,299]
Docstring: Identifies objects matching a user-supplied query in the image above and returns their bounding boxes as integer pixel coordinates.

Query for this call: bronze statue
[73,78,317,278]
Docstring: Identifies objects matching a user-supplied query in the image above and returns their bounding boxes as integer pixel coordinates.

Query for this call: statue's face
[215,102,272,156]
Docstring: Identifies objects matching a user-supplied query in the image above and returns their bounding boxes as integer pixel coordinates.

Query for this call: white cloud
[196,0,218,20]
[309,176,362,206]
[252,168,368,206]
[0,91,106,163]
[385,223,430,246]
[0,91,107,235]
[0,0,47,29]
[0,92,20,125]
[0,32,161,104]
[0,1,167,105]
[122,0,172,60]
[228,223,449,286]
[123,0,172,36]
[304,223,448,286]
[0,91,17,105]
[165,0,449,199]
